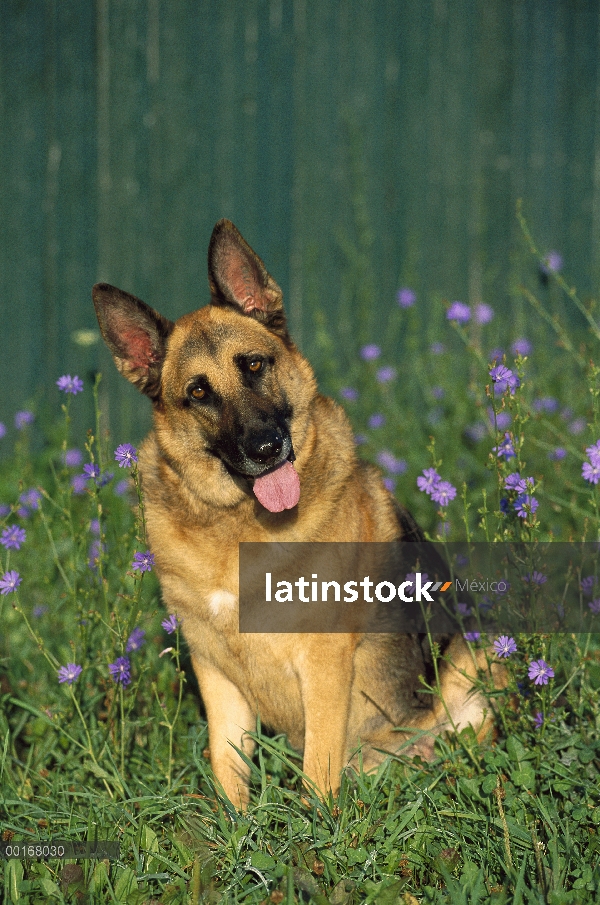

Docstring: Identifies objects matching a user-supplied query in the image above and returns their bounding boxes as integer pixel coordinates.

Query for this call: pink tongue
[253,460,300,512]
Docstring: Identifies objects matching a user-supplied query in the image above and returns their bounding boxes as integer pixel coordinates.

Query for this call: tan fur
[93,220,500,808]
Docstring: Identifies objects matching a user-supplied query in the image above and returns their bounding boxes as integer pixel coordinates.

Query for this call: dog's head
[93,220,316,512]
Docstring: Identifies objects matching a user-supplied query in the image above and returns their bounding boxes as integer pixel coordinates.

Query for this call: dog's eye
[190,386,206,400]
[248,358,263,373]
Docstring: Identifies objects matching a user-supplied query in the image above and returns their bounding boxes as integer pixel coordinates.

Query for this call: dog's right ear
[92,283,174,400]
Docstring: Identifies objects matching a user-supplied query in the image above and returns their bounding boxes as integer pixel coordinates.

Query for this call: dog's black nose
[245,429,284,464]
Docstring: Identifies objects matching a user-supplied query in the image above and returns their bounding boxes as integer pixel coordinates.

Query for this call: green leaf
[380,880,408,904]
[88,861,110,894]
[506,735,527,764]
[512,764,536,790]
[249,851,276,871]
[482,773,499,794]
[460,777,482,799]
[36,878,62,898]
[6,861,24,904]
[578,748,595,764]
[346,846,370,865]
[114,868,137,902]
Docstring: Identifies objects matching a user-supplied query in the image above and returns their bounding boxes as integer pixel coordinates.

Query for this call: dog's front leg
[192,655,255,810]
[299,638,355,799]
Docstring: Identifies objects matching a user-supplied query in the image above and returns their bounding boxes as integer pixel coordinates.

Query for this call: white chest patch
[207,589,237,617]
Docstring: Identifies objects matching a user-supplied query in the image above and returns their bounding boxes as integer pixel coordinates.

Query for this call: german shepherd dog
[93,220,495,808]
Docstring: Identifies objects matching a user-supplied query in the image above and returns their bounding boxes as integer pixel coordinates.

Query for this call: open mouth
[252,455,300,513]
[216,448,300,513]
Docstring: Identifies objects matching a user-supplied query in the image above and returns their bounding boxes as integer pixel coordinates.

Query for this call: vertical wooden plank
[0,3,46,423]
[591,3,600,293]
[289,0,307,347]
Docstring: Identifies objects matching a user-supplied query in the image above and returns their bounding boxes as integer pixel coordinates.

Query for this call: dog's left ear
[208,219,290,343]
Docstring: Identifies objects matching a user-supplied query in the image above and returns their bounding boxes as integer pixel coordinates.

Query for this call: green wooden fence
[1,0,599,444]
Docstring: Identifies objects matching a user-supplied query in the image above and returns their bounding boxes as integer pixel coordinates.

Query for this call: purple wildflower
[582,461,600,484]
[15,411,34,430]
[504,472,523,490]
[464,423,487,442]
[0,570,21,594]
[493,636,518,658]
[368,414,385,429]
[33,605,48,617]
[455,603,471,616]
[430,342,445,354]
[376,451,407,475]
[382,478,395,492]
[464,632,481,642]
[585,440,600,465]
[514,494,539,518]
[489,410,511,430]
[376,366,396,384]
[431,480,457,506]
[532,396,559,414]
[528,659,554,685]
[417,468,441,495]
[474,303,494,324]
[108,656,131,687]
[83,463,100,480]
[505,374,522,394]
[589,599,600,615]
[126,627,146,652]
[569,418,586,435]
[0,525,26,550]
[132,551,155,572]
[515,476,535,494]
[97,471,114,488]
[493,433,516,459]
[71,474,87,495]
[114,479,130,496]
[489,364,512,384]
[533,712,544,729]
[162,614,181,634]
[88,540,106,571]
[489,365,520,395]
[447,301,471,323]
[56,375,84,395]
[511,338,532,357]
[63,448,83,467]
[20,489,41,511]
[523,571,547,586]
[354,434,368,446]
[397,288,416,308]
[548,448,566,461]
[405,572,428,589]
[489,348,505,364]
[114,444,138,468]
[58,663,82,685]
[580,576,597,595]
[499,497,510,514]
[431,386,445,401]
[360,344,381,361]
[89,519,100,536]
[340,387,358,401]
[540,251,563,275]
[0,423,5,438]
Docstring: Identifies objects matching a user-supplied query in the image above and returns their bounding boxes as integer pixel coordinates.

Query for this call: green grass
[2,222,600,902]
